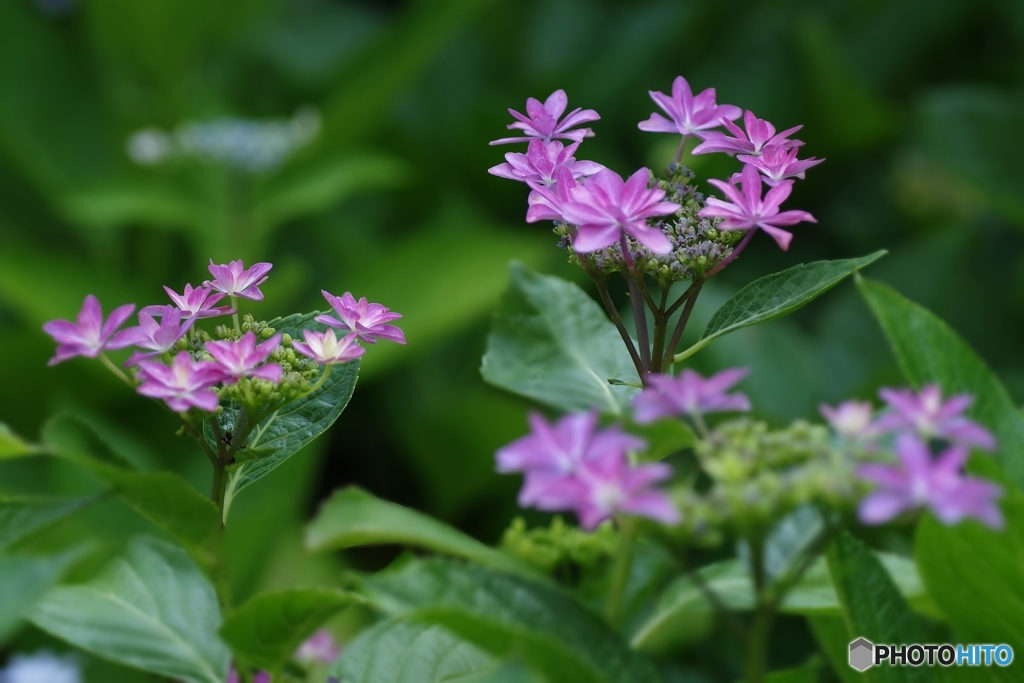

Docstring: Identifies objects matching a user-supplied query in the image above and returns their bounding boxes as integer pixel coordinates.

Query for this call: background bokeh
[1,0,1023,674]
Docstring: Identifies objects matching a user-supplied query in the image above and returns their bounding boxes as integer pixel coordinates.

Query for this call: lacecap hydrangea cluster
[495,367,1004,536]
[488,76,821,283]
[43,259,404,422]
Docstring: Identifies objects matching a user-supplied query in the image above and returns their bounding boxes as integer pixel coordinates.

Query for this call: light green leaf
[630,552,927,654]
[826,532,926,683]
[30,536,230,683]
[331,618,499,683]
[0,546,88,641]
[210,311,360,502]
[0,422,41,459]
[915,494,1024,655]
[675,251,886,362]
[0,494,98,552]
[360,558,661,683]
[220,588,352,673]
[481,262,638,415]
[858,277,1024,489]
[305,487,543,581]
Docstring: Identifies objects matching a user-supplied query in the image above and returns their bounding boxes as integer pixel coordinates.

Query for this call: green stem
[302,363,332,397]
[605,517,638,628]
[99,353,134,387]
[662,281,703,370]
[744,535,772,683]
[231,295,241,335]
[590,273,646,382]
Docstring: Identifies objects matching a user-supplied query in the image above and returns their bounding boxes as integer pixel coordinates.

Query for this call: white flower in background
[0,651,82,683]
[126,107,321,173]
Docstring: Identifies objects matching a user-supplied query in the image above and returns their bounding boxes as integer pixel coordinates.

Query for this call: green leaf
[220,588,352,673]
[44,414,221,567]
[765,658,824,683]
[305,487,542,581]
[211,311,360,504]
[826,532,926,683]
[331,618,499,683]
[360,558,661,683]
[807,616,860,683]
[0,422,39,459]
[675,251,886,362]
[915,493,1024,654]
[630,552,927,654]
[0,494,99,552]
[858,277,1024,489]
[481,262,638,415]
[0,546,88,641]
[30,536,230,683]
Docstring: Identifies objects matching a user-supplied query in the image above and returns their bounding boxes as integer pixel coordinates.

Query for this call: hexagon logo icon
[849,637,874,671]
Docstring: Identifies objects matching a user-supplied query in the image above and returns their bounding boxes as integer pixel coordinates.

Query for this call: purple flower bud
[490,90,600,145]
[698,164,816,251]
[315,291,405,345]
[291,329,365,365]
[204,259,272,301]
[857,433,1003,529]
[559,168,680,254]
[633,369,751,423]
[121,308,196,367]
[637,76,742,139]
[692,110,804,157]
[205,331,282,383]
[136,352,226,413]
[42,295,138,365]
[875,385,996,450]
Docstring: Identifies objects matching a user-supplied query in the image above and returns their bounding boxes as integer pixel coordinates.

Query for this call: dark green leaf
[675,252,886,362]
[630,553,927,654]
[858,277,1024,489]
[220,588,352,673]
[765,658,824,683]
[44,414,221,567]
[915,493,1024,655]
[30,536,230,683]
[826,532,926,683]
[360,558,661,683]
[807,615,860,683]
[0,494,98,552]
[211,311,360,505]
[305,487,543,581]
[481,262,638,415]
[0,546,89,641]
[330,618,499,683]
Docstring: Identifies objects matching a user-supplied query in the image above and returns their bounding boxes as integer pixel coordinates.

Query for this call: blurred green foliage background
[1,0,1023,670]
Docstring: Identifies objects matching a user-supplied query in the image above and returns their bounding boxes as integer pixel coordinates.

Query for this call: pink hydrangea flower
[633,369,751,423]
[496,411,644,508]
[525,167,580,223]
[136,352,226,412]
[737,145,824,186]
[637,76,741,139]
[205,332,282,383]
[296,630,342,664]
[204,260,272,301]
[315,291,406,345]
[490,89,600,145]
[292,329,365,365]
[692,110,803,157]
[488,139,604,186]
[122,308,196,367]
[819,400,878,440]
[876,385,996,450]
[567,457,680,530]
[559,168,679,254]
[698,164,817,251]
[857,433,1003,529]
[227,668,271,683]
[161,284,234,319]
[43,295,138,365]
